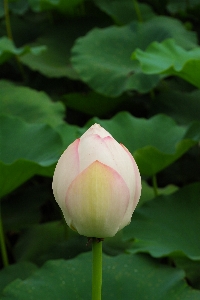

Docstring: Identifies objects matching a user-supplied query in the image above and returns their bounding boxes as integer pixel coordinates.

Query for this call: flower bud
[52,124,141,238]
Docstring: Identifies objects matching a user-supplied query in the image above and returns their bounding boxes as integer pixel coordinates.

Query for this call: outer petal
[65,161,130,238]
[118,144,141,229]
[121,144,141,204]
[52,139,80,215]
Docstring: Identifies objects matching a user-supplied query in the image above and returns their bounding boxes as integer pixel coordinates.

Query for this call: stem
[92,239,102,300]
[4,0,13,40]
[152,174,159,197]
[150,89,155,100]
[133,0,143,22]
[3,0,26,81]
[0,207,9,267]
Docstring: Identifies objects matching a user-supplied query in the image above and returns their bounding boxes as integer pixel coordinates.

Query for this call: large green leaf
[13,221,66,264]
[0,81,65,126]
[1,184,50,231]
[20,19,105,79]
[0,36,45,65]
[132,38,200,88]
[173,255,200,289]
[71,16,197,96]
[94,0,155,24]
[0,160,42,199]
[28,0,83,14]
[124,183,200,260]
[13,221,89,265]
[84,112,200,176]
[139,181,178,207]
[0,116,62,165]
[1,252,200,299]
[151,89,200,125]
[20,24,78,79]
[0,0,29,16]
[28,0,59,12]
[0,262,37,295]
[55,122,81,151]
[167,0,200,13]
[62,91,125,117]
[0,115,63,197]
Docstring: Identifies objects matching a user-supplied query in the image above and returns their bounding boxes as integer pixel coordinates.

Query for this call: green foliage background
[0,0,200,299]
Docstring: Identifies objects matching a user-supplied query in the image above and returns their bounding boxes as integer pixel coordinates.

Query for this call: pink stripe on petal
[121,144,141,203]
[101,138,138,203]
[65,161,130,238]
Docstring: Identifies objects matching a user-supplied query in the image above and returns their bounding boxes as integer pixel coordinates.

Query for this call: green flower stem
[0,208,9,267]
[152,174,159,197]
[133,0,143,22]
[92,239,102,300]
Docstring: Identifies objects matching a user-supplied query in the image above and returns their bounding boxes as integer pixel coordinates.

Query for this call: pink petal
[65,161,130,238]
[52,139,80,214]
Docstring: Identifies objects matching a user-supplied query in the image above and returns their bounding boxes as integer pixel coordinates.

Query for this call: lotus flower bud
[52,124,141,238]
